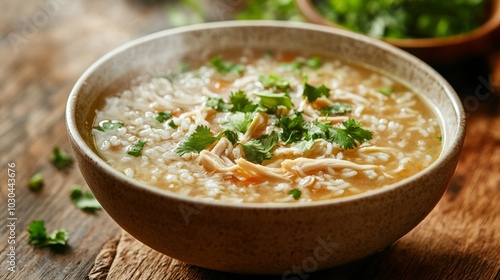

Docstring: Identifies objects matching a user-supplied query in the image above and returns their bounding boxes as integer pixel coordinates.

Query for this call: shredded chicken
[242,112,268,141]
[197,150,237,173]
[234,158,291,181]
[210,137,233,156]
[281,158,379,175]
[311,96,334,109]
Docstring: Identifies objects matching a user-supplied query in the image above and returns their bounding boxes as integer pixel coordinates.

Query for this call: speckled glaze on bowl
[66,21,465,274]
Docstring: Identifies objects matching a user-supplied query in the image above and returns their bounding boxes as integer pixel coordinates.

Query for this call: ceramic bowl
[66,21,465,275]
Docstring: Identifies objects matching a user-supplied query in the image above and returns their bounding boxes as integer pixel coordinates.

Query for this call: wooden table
[1,1,499,279]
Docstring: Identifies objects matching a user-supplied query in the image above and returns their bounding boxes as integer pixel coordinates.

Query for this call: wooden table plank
[0,1,175,279]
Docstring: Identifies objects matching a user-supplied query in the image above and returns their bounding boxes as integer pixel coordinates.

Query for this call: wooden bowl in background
[296,0,500,90]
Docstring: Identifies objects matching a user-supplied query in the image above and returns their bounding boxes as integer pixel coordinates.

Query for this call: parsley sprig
[240,131,279,164]
[51,147,73,170]
[259,73,290,91]
[28,220,69,251]
[289,188,302,200]
[230,90,258,113]
[210,55,245,75]
[176,126,218,156]
[278,117,372,150]
[127,140,146,157]
[303,83,330,102]
[320,102,353,116]
[95,120,123,131]
[70,185,102,213]
[280,57,323,72]
[156,111,173,123]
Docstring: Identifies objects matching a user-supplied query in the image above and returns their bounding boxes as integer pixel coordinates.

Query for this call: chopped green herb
[95,120,124,132]
[279,61,304,72]
[314,0,486,39]
[206,97,231,112]
[303,119,372,149]
[240,132,278,164]
[259,74,290,90]
[278,113,308,144]
[320,102,353,115]
[256,91,293,112]
[210,55,245,75]
[176,126,219,156]
[230,90,258,113]
[303,83,331,102]
[292,139,316,151]
[28,220,69,251]
[156,111,173,123]
[168,120,178,129]
[289,188,302,200]
[127,140,146,157]
[279,57,323,72]
[329,119,373,149]
[70,185,102,213]
[305,57,323,69]
[51,147,73,170]
[28,172,44,191]
[438,135,443,142]
[222,112,254,134]
[377,86,393,96]
[222,129,239,145]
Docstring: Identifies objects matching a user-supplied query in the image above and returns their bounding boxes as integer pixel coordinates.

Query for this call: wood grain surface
[1,1,499,279]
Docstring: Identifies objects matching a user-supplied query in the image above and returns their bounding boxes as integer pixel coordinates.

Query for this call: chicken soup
[92,50,442,203]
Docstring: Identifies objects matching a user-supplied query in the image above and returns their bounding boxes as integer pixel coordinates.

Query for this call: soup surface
[92,50,442,203]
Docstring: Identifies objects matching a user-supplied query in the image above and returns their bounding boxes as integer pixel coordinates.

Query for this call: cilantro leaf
[377,86,393,96]
[127,140,146,157]
[210,55,245,75]
[289,188,302,200]
[258,74,290,90]
[256,91,293,112]
[221,129,239,144]
[176,125,219,156]
[240,131,278,164]
[28,220,69,251]
[305,56,323,69]
[70,185,102,213]
[308,121,331,140]
[156,111,173,123]
[277,113,308,144]
[279,61,304,72]
[303,83,330,102]
[279,57,323,72]
[229,91,256,112]
[329,119,373,149]
[28,172,44,191]
[292,139,315,151]
[51,147,73,170]
[222,112,254,134]
[230,90,258,113]
[206,97,231,112]
[168,120,178,129]
[95,120,124,132]
[320,102,352,116]
[306,119,372,149]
